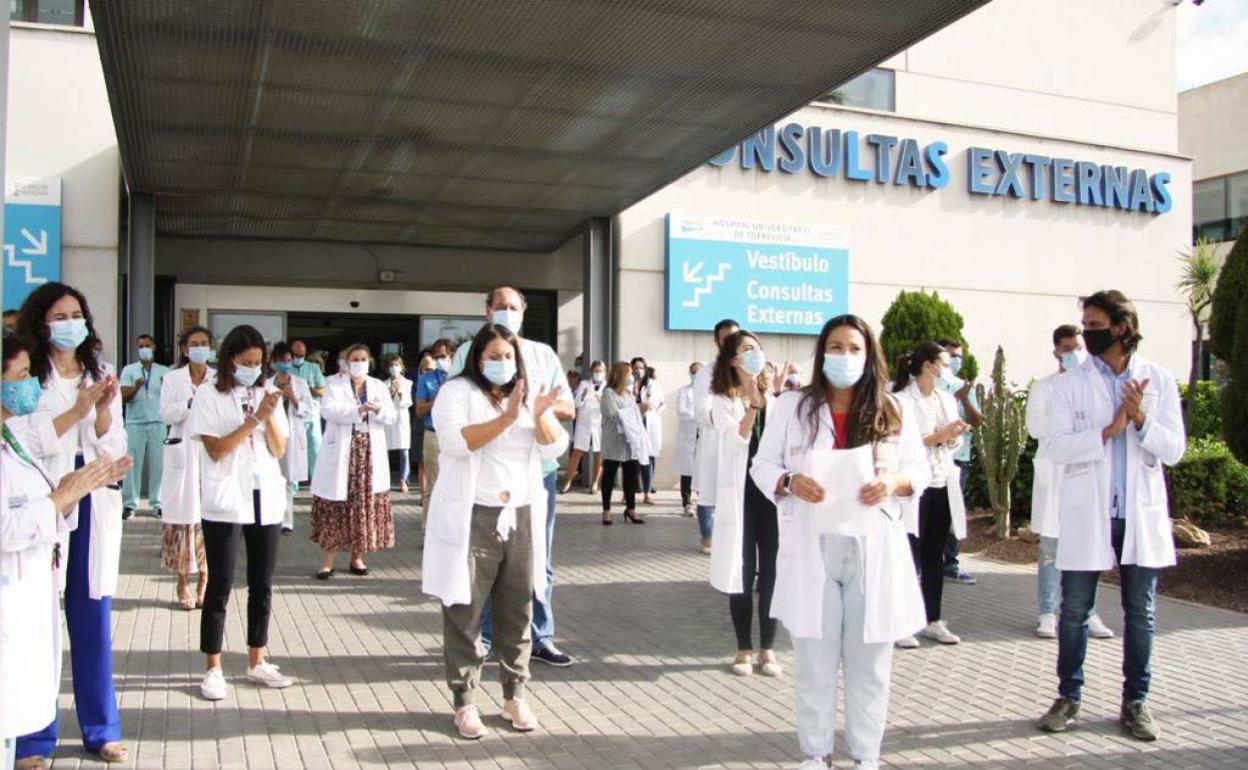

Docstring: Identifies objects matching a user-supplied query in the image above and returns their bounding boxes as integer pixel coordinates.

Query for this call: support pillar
[126,192,156,344]
[582,216,615,367]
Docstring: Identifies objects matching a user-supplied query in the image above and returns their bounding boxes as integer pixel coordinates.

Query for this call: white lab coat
[1046,354,1186,571]
[691,361,717,499]
[642,381,665,458]
[267,375,312,484]
[749,391,930,643]
[312,375,397,501]
[421,377,568,606]
[25,361,127,599]
[572,381,604,452]
[0,438,71,739]
[894,381,968,539]
[674,383,698,477]
[384,376,413,451]
[1026,371,1063,538]
[708,393,756,594]
[188,382,290,525]
[158,365,216,526]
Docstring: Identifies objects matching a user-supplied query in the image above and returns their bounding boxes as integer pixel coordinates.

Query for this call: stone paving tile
[38,490,1248,769]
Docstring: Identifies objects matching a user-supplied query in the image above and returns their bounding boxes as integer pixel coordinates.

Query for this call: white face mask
[435,357,451,373]
[349,360,369,379]
[492,308,523,334]
[389,365,402,379]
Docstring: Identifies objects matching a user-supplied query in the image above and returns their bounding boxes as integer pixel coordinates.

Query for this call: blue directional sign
[3,178,62,312]
[664,213,848,335]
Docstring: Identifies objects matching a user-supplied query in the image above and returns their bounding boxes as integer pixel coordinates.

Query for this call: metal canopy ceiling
[90,0,988,253]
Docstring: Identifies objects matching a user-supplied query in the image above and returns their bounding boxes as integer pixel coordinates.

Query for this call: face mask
[138,347,154,362]
[948,355,963,376]
[292,356,305,367]
[349,361,369,378]
[822,354,865,389]
[1083,328,1117,357]
[633,368,645,380]
[234,364,262,388]
[786,374,802,387]
[740,348,766,376]
[492,309,523,334]
[206,349,218,364]
[1060,349,1088,372]
[690,372,697,383]
[48,318,89,351]
[389,365,402,379]
[274,362,294,374]
[937,364,961,390]
[337,359,347,372]
[592,371,604,384]
[435,357,451,373]
[188,346,211,365]
[482,359,517,386]
[1,377,42,417]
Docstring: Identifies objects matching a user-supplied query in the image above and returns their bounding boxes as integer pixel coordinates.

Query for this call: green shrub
[879,289,977,378]
[1225,295,1248,466]
[1180,381,1222,440]
[1166,437,1248,525]
[1209,224,1248,361]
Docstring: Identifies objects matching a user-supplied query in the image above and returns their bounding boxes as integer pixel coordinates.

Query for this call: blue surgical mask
[187,346,211,365]
[138,347,154,362]
[234,364,262,388]
[482,359,517,386]
[1060,349,1087,372]
[948,355,963,376]
[492,309,523,334]
[823,354,866,389]
[1,376,42,417]
[206,349,218,364]
[292,356,306,367]
[740,348,766,376]
[48,318,89,351]
[938,366,962,392]
[274,361,294,374]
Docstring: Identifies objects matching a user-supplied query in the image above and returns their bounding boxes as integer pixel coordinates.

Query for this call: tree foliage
[879,289,977,378]
[1210,226,1248,362]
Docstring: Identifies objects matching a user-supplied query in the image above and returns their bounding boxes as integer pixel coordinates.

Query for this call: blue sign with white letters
[3,178,62,311]
[665,214,848,336]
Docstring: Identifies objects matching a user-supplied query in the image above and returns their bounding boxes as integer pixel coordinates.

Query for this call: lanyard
[239,387,260,455]
[141,366,151,391]
[3,423,63,568]
[357,382,370,425]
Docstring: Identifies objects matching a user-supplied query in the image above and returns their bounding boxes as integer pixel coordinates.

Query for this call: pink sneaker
[454,705,489,740]
[502,698,539,732]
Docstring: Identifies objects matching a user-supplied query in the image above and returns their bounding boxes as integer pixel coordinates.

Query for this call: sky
[1176,0,1248,91]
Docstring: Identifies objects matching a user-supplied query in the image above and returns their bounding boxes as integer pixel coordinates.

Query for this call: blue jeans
[696,505,714,540]
[1057,518,1159,703]
[640,457,657,494]
[482,472,558,652]
[1038,536,1061,615]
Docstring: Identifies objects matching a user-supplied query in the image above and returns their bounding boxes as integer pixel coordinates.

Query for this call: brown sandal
[176,577,195,611]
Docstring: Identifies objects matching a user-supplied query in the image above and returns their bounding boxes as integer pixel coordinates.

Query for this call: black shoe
[349,564,370,576]
[153,507,162,519]
[624,510,645,524]
[532,644,574,667]
[281,527,293,535]
[315,568,334,580]
[122,508,135,521]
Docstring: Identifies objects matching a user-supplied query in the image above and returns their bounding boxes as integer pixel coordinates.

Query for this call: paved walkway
[41,491,1248,769]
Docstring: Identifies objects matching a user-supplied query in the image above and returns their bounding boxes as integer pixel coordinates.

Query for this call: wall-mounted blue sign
[3,177,62,311]
[709,123,1171,214]
[665,214,848,336]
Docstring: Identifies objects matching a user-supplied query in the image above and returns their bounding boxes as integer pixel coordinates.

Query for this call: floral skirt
[311,431,395,554]
[161,523,206,575]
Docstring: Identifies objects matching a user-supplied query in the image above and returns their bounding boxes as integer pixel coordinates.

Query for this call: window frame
[817,68,896,113]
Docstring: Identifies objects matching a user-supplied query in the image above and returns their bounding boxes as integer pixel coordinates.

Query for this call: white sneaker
[921,620,961,645]
[1088,614,1115,639]
[855,761,881,770]
[246,661,293,689]
[894,635,920,649]
[798,760,829,770]
[758,655,783,678]
[730,654,754,676]
[200,667,228,701]
[1036,613,1058,639]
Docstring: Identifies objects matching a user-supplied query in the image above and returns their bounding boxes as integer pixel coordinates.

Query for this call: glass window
[10,0,85,27]
[822,68,895,112]
[1229,172,1248,239]
[1193,177,1228,243]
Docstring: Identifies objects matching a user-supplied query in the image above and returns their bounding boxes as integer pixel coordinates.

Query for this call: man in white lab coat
[691,319,739,553]
[1037,291,1186,742]
[674,362,701,516]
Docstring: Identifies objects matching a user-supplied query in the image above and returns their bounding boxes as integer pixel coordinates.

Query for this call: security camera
[350,300,360,309]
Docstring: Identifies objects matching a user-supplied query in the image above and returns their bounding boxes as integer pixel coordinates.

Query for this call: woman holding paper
[750,315,929,770]
[891,342,969,647]
[706,330,781,678]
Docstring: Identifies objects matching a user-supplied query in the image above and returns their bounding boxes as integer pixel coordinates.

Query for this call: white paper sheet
[797,445,877,535]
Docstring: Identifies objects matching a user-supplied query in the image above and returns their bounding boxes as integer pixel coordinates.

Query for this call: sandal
[15,756,48,770]
[176,577,195,611]
[93,742,128,763]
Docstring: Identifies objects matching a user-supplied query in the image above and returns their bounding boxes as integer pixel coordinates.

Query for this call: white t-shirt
[475,405,535,508]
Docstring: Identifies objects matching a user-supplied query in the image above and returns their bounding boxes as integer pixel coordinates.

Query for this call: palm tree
[1175,237,1221,414]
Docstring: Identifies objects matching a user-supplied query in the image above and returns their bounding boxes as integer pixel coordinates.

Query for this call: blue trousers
[17,467,122,758]
[482,472,558,652]
[697,504,714,540]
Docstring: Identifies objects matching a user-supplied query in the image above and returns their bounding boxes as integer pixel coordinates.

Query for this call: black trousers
[600,459,640,511]
[909,486,953,623]
[680,474,693,507]
[200,491,282,655]
[729,474,779,650]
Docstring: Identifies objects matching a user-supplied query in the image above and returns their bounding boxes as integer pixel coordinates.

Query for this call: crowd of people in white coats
[0,281,1185,770]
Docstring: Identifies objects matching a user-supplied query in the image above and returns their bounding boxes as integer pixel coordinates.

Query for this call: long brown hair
[800,315,900,449]
[457,323,525,405]
[710,330,761,397]
[605,361,631,394]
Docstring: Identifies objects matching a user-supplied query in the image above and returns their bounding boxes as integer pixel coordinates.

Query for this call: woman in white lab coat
[706,331,781,677]
[639,365,665,504]
[1,333,132,770]
[750,315,929,770]
[158,325,215,610]
[383,355,414,493]
[187,324,293,702]
[560,360,605,494]
[421,323,568,739]
[267,342,311,534]
[12,282,130,765]
[310,344,397,578]
[891,341,969,648]
[674,362,701,516]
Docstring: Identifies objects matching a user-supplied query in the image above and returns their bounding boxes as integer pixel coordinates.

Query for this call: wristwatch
[782,472,795,495]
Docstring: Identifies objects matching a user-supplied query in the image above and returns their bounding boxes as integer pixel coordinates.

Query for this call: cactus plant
[973,346,1028,538]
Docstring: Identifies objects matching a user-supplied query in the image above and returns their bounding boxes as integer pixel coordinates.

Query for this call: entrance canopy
[90,0,988,252]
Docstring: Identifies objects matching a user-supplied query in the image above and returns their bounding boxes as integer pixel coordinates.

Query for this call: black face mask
[1083,328,1117,357]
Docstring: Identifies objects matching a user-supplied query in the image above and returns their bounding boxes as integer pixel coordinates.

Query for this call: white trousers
[793,534,894,762]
